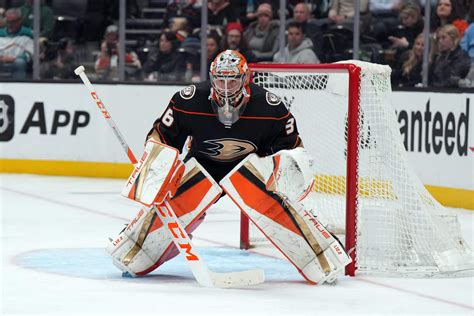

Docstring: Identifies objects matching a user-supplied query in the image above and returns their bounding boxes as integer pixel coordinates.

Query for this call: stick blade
[210,269,265,289]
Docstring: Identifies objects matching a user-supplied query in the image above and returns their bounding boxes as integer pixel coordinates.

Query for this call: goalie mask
[209,50,251,128]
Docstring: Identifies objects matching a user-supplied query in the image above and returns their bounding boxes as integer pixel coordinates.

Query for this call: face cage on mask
[210,73,246,105]
[209,87,249,128]
[210,73,249,126]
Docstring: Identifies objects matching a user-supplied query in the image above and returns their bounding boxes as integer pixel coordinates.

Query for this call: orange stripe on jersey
[173,106,217,117]
[240,112,290,121]
[229,171,302,236]
[173,105,291,121]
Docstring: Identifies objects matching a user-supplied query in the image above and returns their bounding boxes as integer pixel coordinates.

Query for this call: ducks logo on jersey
[266,92,281,106]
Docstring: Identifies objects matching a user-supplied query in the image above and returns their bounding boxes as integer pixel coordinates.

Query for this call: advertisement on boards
[0,83,179,163]
[392,91,473,191]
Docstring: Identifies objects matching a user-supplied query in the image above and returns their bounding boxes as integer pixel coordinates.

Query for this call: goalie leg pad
[220,153,351,284]
[107,158,222,276]
[264,147,316,202]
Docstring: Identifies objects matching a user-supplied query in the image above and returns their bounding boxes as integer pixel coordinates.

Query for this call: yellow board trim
[0,159,133,179]
[0,159,473,210]
[313,175,397,199]
[425,185,474,210]
[312,175,473,210]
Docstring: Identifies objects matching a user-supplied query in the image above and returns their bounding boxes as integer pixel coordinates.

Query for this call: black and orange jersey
[147,81,302,182]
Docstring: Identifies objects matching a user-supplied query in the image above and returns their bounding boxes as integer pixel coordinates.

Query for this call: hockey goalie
[106,49,351,285]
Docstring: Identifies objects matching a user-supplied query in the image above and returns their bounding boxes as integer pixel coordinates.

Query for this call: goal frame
[242,63,362,276]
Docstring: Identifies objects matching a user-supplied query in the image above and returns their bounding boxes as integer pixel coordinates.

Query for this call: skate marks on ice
[12,247,304,285]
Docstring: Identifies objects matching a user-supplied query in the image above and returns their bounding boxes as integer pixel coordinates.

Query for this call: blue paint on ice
[15,247,301,283]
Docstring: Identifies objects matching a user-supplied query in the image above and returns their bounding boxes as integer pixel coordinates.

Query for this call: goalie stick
[75,65,265,288]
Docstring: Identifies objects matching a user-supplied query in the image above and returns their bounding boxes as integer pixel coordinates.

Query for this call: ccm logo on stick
[157,207,199,261]
[90,92,111,119]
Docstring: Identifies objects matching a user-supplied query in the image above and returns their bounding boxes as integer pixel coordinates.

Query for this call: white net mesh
[250,61,474,276]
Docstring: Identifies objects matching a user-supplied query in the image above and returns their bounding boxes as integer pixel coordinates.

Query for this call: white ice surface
[1,174,473,315]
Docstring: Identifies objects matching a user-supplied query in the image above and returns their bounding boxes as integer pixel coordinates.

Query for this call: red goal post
[242,62,474,277]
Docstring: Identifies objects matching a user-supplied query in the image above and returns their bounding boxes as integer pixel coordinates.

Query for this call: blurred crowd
[0,0,473,88]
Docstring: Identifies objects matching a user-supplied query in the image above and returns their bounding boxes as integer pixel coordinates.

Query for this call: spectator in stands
[208,0,237,27]
[388,3,424,52]
[143,31,185,82]
[328,0,369,29]
[0,8,33,79]
[290,2,324,61]
[430,24,471,87]
[221,22,256,63]
[382,2,424,65]
[431,0,468,37]
[392,33,429,87]
[19,0,54,39]
[244,3,279,62]
[188,0,236,40]
[163,0,200,30]
[460,6,474,61]
[273,21,320,63]
[236,0,282,27]
[293,2,314,24]
[40,37,76,79]
[459,4,474,86]
[95,25,141,81]
[170,17,191,42]
[237,0,260,27]
[368,0,404,45]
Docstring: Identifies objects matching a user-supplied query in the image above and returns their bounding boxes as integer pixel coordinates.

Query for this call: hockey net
[243,61,473,277]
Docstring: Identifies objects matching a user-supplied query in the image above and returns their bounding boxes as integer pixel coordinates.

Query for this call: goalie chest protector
[152,81,302,182]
